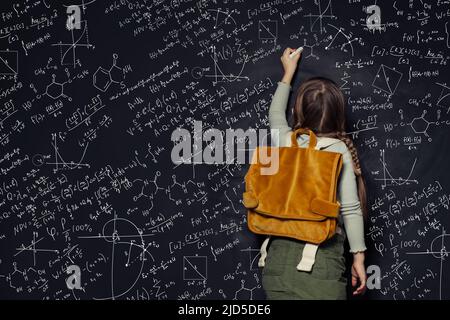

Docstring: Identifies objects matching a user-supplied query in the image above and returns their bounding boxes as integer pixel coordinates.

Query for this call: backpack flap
[244,128,343,244]
[310,198,341,218]
[242,191,258,209]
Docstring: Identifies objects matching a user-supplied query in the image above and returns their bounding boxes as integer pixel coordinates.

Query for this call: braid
[294,129,368,219]
[331,130,368,220]
[335,131,362,177]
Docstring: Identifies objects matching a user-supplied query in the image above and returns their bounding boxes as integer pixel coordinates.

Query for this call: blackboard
[0,0,449,300]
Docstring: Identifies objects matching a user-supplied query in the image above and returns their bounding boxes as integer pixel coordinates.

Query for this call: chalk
[289,47,304,59]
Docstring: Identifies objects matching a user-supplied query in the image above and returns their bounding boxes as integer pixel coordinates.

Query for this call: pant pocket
[324,254,346,281]
[261,240,288,277]
[262,261,285,277]
[307,251,346,281]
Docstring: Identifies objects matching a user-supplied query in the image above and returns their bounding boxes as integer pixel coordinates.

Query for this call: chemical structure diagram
[233,277,261,300]
[45,74,72,101]
[30,73,73,101]
[399,109,448,142]
[299,32,338,60]
[301,35,326,60]
[407,110,437,142]
[131,172,203,204]
[93,54,125,92]
[0,262,46,293]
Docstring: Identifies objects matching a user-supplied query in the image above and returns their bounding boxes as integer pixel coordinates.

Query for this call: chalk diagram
[206,8,238,29]
[29,69,74,102]
[62,0,96,12]
[372,64,403,96]
[199,8,249,85]
[183,255,208,281]
[240,247,261,270]
[406,109,438,142]
[78,216,155,300]
[44,74,72,101]
[374,149,418,189]
[14,232,59,266]
[325,23,359,56]
[32,134,90,171]
[51,20,94,67]
[406,227,450,300]
[203,45,249,85]
[93,54,125,92]
[303,0,337,34]
[0,50,18,78]
[436,82,450,113]
[233,278,261,300]
[445,21,450,48]
[301,35,329,60]
[258,20,278,41]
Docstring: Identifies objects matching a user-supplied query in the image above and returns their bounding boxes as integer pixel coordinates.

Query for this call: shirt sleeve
[268,81,293,147]
[338,147,368,253]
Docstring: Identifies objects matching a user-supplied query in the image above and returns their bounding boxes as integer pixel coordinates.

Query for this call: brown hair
[290,76,368,220]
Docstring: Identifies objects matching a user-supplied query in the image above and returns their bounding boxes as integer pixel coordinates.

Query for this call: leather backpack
[243,128,344,271]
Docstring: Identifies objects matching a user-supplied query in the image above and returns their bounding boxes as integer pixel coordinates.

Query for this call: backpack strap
[296,138,343,272]
[296,243,319,271]
[296,225,344,272]
[258,236,271,267]
[316,137,342,149]
[289,132,342,149]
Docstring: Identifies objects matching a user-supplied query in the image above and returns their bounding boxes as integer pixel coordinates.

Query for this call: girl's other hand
[351,254,367,296]
[281,47,301,76]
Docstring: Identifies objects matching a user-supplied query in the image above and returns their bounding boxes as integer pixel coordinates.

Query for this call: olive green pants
[262,233,347,300]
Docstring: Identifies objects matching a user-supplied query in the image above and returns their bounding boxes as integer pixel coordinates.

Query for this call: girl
[261,47,368,300]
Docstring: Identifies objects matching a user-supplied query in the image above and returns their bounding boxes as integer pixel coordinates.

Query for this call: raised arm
[268,48,301,147]
[268,81,292,147]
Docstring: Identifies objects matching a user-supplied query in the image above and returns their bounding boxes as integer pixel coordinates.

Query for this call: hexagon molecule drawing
[93,53,124,92]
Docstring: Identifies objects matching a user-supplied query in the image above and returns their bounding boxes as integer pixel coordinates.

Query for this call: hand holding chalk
[289,47,304,59]
[281,47,302,78]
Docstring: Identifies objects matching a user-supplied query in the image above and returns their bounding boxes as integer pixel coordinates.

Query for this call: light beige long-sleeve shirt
[269,81,367,253]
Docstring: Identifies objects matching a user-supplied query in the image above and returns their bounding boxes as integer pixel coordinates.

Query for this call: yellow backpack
[243,127,344,271]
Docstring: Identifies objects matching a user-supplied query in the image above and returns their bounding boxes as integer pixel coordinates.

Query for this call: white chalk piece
[289,47,304,59]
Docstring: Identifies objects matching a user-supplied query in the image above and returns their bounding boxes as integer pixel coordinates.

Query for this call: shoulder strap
[287,131,342,149]
[258,236,271,267]
[315,137,342,150]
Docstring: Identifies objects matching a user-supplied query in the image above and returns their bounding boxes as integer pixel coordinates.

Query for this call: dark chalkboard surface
[0,0,449,300]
